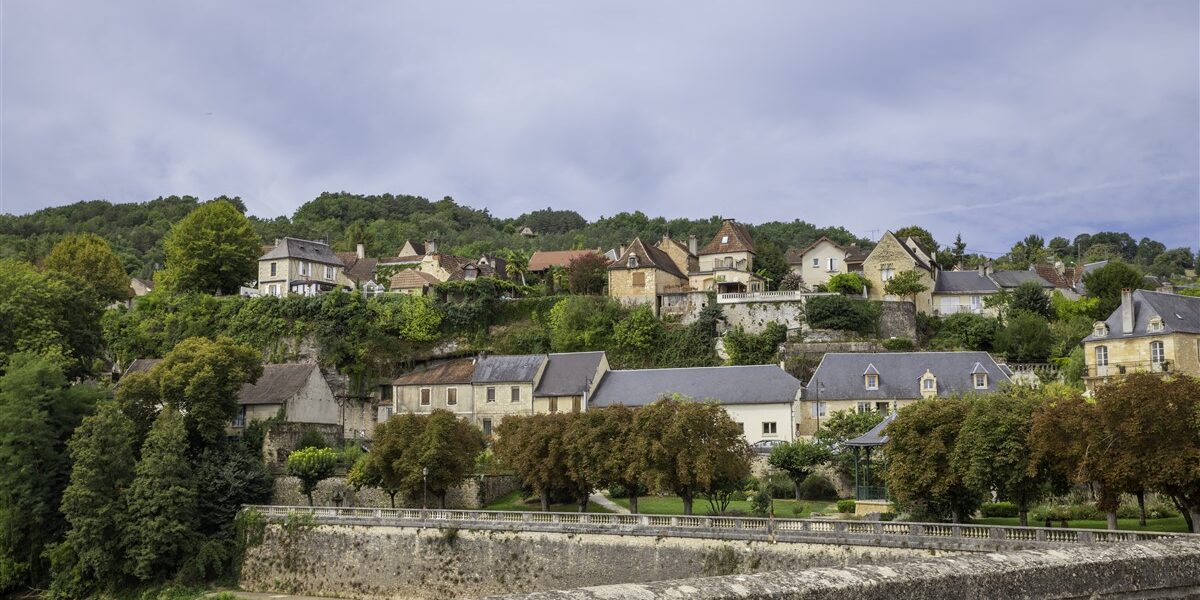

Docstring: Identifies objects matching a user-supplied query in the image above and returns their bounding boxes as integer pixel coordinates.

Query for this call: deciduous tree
[1009,280,1053,319]
[566,253,610,295]
[494,413,580,511]
[286,447,339,506]
[159,200,260,295]
[768,440,832,500]
[883,270,929,305]
[884,398,980,522]
[563,406,644,513]
[1081,262,1146,321]
[0,259,103,378]
[417,410,486,508]
[151,336,261,446]
[44,233,131,303]
[952,390,1047,525]
[994,311,1054,362]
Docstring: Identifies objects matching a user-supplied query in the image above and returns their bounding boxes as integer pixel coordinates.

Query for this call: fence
[716,291,836,304]
[245,505,1188,551]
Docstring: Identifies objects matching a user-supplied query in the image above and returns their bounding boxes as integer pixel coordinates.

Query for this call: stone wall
[720,300,805,334]
[271,474,522,509]
[878,299,916,339]
[240,524,946,599]
[486,538,1200,600]
[262,422,341,466]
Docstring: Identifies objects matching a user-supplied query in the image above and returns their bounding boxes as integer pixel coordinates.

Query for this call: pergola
[844,412,895,501]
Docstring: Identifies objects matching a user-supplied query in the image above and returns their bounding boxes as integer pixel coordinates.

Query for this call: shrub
[791,503,807,517]
[881,337,914,352]
[980,501,1018,518]
[295,428,330,451]
[764,471,795,499]
[836,499,856,514]
[796,474,839,501]
[805,295,880,335]
[607,482,648,498]
[879,513,897,522]
[750,487,773,517]
[729,490,748,502]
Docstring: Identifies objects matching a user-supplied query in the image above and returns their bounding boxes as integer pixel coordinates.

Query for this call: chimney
[688,235,698,256]
[356,243,365,260]
[274,238,282,247]
[1121,288,1134,334]
[425,239,437,255]
[984,259,994,277]
[619,244,627,257]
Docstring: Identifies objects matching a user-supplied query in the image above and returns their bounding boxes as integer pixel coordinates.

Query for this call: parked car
[750,439,786,454]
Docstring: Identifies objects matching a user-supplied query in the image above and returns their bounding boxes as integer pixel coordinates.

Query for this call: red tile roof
[699,219,756,255]
[528,249,601,272]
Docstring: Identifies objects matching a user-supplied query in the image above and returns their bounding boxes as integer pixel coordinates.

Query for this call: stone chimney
[619,244,627,257]
[356,243,365,260]
[688,235,698,256]
[1158,282,1175,294]
[1121,288,1135,334]
[425,239,438,255]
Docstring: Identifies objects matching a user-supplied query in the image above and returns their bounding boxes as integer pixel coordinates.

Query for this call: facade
[655,234,700,276]
[532,351,609,416]
[607,237,689,311]
[471,354,547,435]
[689,219,764,294]
[258,238,347,297]
[932,270,1000,316]
[862,231,938,314]
[801,351,1011,437]
[787,237,850,289]
[587,364,803,446]
[392,359,477,420]
[1081,289,1200,392]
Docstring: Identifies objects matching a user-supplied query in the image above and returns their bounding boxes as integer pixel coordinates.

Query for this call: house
[786,237,852,289]
[655,234,700,276]
[607,237,690,311]
[471,354,548,436]
[387,269,442,296]
[469,254,508,280]
[689,218,764,294]
[533,351,608,416]
[1081,289,1200,393]
[931,263,1056,316]
[843,245,869,273]
[1033,261,1088,299]
[528,249,602,274]
[862,231,938,313]
[801,351,1011,436]
[258,238,346,297]
[392,358,477,420]
[587,364,802,446]
[335,243,380,291]
[519,226,537,238]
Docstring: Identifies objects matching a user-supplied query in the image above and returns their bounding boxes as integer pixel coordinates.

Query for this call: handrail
[242,505,1189,549]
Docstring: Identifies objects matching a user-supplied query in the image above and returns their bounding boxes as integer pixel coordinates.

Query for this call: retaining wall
[271,474,522,509]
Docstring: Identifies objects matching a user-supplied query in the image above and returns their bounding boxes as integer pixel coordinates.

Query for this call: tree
[634,397,750,515]
[123,408,197,581]
[563,406,645,513]
[613,305,665,366]
[286,447,339,506]
[994,311,1054,362]
[723,322,787,365]
[547,296,622,352]
[502,250,530,286]
[813,409,886,477]
[1148,248,1194,278]
[952,390,1047,525]
[566,253,610,295]
[1081,262,1146,321]
[826,273,868,296]
[0,259,104,378]
[1134,237,1166,266]
[353,415,420,508]
[893,226,937,255]
[951,233,967,269]
[493,414,578,511]
[932,312,1000,351]
[1047,236,1071,259]
[43,233,131,302]
[884,397,980,522]
[753,241,790,291]
[1030,385,1122,529]
[159,200,259,295]
[778,272,803,291]
[1009,280,1053,319]
[768,440,832,499]
[417,410,486,508]
[151,336,262,446]
[370,294,442,343]
[883,269,929,305]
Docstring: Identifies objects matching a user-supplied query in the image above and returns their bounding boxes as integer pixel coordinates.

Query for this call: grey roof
[123,358,162,376]
[970,362,989,375]
[989,270,1053,289]
[1083,290,1200,342]
[238,363,320,405]
[259,238,344,266]
[589,365,802,407]
[534,352,605,397]
[807,352,1010,401]
[934,271,1000,293]
[472,354,546,383]
[844,412,896,447]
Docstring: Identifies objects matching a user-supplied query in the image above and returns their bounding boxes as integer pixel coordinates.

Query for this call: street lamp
[422,466,429,510]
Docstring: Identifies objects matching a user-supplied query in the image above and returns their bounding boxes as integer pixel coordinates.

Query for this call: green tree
[931,313,999,351]
[893,226,937,255]
[566,253,610,295]
[1009,280,1052,319]
[286,447,339,506]
[370,294,442,342]
[952,390,1047,525]
[494,414,578,511]
[884,398,980,522]
[43,233,131,302]
[1081,262,1145,320]
[502,249,530,286]
[547,296,622,352]
[417,410,486,508]
[883,269,929,305]
[123,408,197,581]
[159,200,260,295]
[826,273,868,295]
[352,415,420,508]
[1148,248,1195,278]
[994,311,1054,362]
[0,259,103,377]
[152,336,262,446]
[753,241,790,291]
[813,409,885,477]
[613,305,665,367]
[723,322,787,365]
[768,439,832,499]
[951,233,967,268]
[563,406,645,513]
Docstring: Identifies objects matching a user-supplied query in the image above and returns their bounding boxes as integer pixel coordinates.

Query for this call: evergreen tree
[123,408,197,581]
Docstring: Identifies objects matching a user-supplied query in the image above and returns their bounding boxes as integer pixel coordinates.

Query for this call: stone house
[532,351,609,416]
[932,263,1057,317]
[861,231,938,314]
[655,234,700,275]
[587,364,803,446]
[257,238,347,297]
[689,218,764,294]
[785,237,853,289]
[470,354,548,436]
[1081,289,1200,393]
[607,237,689,312]
[392,358,477,420]
[335,243,380,292]
[800,351,1011,437]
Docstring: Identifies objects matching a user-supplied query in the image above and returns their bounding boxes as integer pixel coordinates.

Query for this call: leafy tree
[893,226,937,255]
[1047,236,1071,259]
[566,253,610,295]
[113,372,161,446]
[994,311,1054,362]
[562,406,644,513]
[1050,291,1098,321]
[814,409,885,477]
[159,200,260,295]
[547,296,622,352]
[152,336,262,446]
[952,390,1047,525]
[951,233,967,268]
[370,294,442,342]
[123,408,197,581]
[352,415,420,507]
[634,397,750,515]
[0,259,103,377]
[804,295,880,335]
[883,270,929,305]
[1148,248,1195,278]
[1134,237,1166,266]
[723,322,787,365]
[826,273,868,295]
[754,241,790,291]
[613,305,665,367]
[502,249,530,286]
[513,208,586,234]
[1083,243,1120,263]
[1086,231,1138,261]
[286,447,339,506]
[931,313,999,351]
[1009,280,1052,319]
[417,410,486,508]
[1081,261,1146,320]
[187,440,272,580]
[768,440,832,499]
[493,414,579,511]
[884,397,980,522]
[43,233,131,302]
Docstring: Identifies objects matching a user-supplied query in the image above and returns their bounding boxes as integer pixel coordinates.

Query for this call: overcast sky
[2,2,1197,253]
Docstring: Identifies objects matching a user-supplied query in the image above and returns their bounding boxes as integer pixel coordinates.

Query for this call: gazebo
[843,412,895,514]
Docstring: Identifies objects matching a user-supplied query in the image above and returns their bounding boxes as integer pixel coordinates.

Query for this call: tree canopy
[159,200,260,295]
[43,233,131,302]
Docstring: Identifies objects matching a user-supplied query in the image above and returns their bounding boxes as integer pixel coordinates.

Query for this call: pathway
[590,492,630,514]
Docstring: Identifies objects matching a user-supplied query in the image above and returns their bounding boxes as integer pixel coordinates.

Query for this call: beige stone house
[532,351,608,416]
[335,243,380,292]
[785,237,852,289]
[258,238,347,297]
[689,219,764,294]
[607,238,689,311]
[1081,289,1200,392]
[655,234,700,275]
[392,358,477,419]
[862,231,938,314]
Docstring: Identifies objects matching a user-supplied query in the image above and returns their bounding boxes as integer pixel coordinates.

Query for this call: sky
[2,1,1198,253]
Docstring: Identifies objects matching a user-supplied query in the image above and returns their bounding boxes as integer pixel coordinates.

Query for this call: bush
[606,482,648,498]
[295,428,330,451]
[729,490,748,502]
[764,471,795,499]
[750,487,773,517]
[980,501,1018,518]
[836,499,856,514]
[881,337,914,352]
[805,295,880,335]
[791,503,807,517]
[796,474,839,501]
[879,513,897,522]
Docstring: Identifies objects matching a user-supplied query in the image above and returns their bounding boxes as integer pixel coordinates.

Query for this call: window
[828,257,836,272]
[510,386,520,403]
[724,257,734,268]
[864,374,879,390]
[922,378,935,390]
[762,422,777,435]
[1094,323,1108,337]
[631,272,645,287]
[628,255,638,268]
[482,418,493,437]
[549,397,558,413]
[233,406,246,428]
[973,374,988,389]
[1150,341,1165,365]
[270,262,277,277]
[300,261,310,276]
[1148,316,1164,333]
[446,388,457,406]
[324,265,333,280]
[572,397,581,413]
[383,406,394,420]
[486,387,496,403]
[857,402,872,414]
[268,284,279,297]
[721,235,729,243]
[970,295,982,311]
[420,388,431,406]
[1095,346,1108,366]
[812,258,820,268]
[875,401,890,412]
[811,401,826,418]
[880,264,894,281]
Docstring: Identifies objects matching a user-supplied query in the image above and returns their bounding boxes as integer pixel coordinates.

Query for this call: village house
[655,234,700,275]
[587,364,802,446]
[528,249,602,275]
[392,358,477,420]
[1081,289,1200,392]
[932,262,1059,317]
[335,243,380,292]
[689,218,764,294]
[257,237,347,297]
[800,351,1011,437]
[861,231,938,314]
[785,237,850,289]
[607,237,690,312]
[532,351,608,416]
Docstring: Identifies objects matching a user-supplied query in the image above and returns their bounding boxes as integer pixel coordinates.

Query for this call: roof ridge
[606,364,785,373]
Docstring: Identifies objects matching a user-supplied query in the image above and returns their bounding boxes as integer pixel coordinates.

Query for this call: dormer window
[628,255,638,268]
[1148,316,1164,333]
[865,374,878,390]
[721,235,729,243]
[973,373,988,389]
[1093,322,1109,337]
[923,378,935,390]
[919,369,937,398]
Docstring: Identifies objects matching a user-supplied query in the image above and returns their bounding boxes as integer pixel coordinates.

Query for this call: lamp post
[422,466,429,510]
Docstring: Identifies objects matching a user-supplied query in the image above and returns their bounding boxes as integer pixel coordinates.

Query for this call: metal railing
[1085,360,1171,378]
[244,505,1188,550]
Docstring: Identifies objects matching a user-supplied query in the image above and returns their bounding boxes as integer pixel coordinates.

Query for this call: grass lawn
[973,516,1190,533]
[486,490,613,513]
[611,495,839,517]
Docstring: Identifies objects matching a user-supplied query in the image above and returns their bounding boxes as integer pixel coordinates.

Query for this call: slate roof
[392,359,476,386]
[589,365,802,407]
[124,358,162,376]
[989,270,1054,289]
[239,363,319,405]
[528,249,601,272]
[844,412,896,447]
[388,269,441,290]
[260,238,344,266]
[336,252,378,282]
[844,245,870,263]
[1083,290,1200,342]
[699,219,756,255]
[473,355,546,383]
[934,271,1000,294]
[608,238,687,279]
[534,352,605,397]
[806,352,1010,401]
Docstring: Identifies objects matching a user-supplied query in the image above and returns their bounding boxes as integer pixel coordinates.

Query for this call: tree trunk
[306,492,314,507]
[1136,490,1147,526]
[389,492,397,509]
[540,490,550,512]
[1106,511,1117,531]
[437,492,446,509]
[578,495,589,513]
[951,506,962,524]
[794,479,803,501]
[682,493,694,516]
[1018,499,1028,527]
[629,493,639,515]
[1191,510,1200,534]
[1171,496,1193,532]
